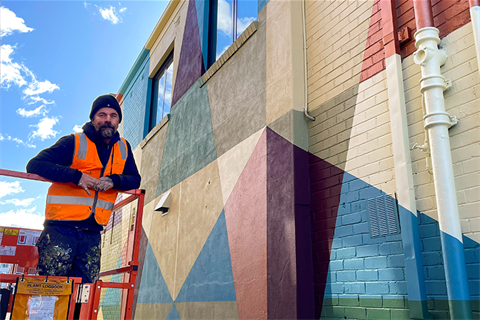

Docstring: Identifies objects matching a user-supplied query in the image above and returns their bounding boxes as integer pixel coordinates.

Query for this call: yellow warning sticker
[16,278,72,296]
[3,229,19,236]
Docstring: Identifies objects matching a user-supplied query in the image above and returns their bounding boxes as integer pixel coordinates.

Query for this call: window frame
[149,50,174,131]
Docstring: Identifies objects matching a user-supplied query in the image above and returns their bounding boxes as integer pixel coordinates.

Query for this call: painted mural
[97,0,480,319]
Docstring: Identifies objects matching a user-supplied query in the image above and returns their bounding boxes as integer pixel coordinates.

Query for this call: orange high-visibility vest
[45,133,128,225]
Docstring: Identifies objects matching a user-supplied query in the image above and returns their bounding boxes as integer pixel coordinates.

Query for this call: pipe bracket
[419,75,450,92]
[424,111,458,129]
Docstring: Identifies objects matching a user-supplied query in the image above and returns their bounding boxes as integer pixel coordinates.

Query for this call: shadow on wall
[418,213,480,302]
[309,153,480,318]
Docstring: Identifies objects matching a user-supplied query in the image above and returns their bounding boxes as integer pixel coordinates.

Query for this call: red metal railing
[0,169,145,320]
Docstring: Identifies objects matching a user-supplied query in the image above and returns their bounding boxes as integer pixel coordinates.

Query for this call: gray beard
[99,126,115,139]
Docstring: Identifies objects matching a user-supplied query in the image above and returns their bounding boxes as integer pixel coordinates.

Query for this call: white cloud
[73,125,83,133]
[0,133,36,148]
[0,7,34,37]
[30,116,59,140]
[217,0,232,36]
[97,5,127,24]
[22,68,59,96]
[0,8,59,104]
[28,96,55,105]
[1,44,59,103]
[84,2,91,9]
[0,181,24,198]
[0,207,44,229]
[1,44,27,88]
[0,198,35,207]
[16,105,47,117]
[237,16,255,35]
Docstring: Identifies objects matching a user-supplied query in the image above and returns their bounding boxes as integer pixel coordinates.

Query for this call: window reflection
[215,0,256,60]
[151,52,174,129]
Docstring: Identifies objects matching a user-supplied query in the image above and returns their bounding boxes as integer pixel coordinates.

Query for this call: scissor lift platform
[0,169,145,320]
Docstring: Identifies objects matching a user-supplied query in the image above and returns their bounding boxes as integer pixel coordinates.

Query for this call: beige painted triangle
[218,128,265,205]
[146,184,181,300]
[173,160,224,300]
[176,301,239,319]
[135,303,173,320]
[98,306,104,319]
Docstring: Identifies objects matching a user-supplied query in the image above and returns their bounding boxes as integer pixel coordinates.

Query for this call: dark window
[150,51,174,130]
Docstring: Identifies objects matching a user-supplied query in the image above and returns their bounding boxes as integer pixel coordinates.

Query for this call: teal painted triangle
[156,83,217,196]
[100,255,122,306]
[165,304,181,320]
[176,210,236,302]
[137,242,173,303]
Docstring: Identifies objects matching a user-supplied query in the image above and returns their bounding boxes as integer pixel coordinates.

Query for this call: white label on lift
[0,246,16,256]
[80,284,91,303]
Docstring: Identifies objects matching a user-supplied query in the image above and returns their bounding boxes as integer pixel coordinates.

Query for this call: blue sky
[0,1,168,229]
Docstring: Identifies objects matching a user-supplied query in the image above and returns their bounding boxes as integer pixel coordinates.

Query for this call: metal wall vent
[367,194,400,238]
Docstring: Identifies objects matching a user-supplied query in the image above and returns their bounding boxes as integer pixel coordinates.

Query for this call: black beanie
[90,94,122,123]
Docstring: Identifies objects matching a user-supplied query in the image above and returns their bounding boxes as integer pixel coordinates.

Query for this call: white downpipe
[301,0,315,122]
[413,27,459,239]
[414,27,473,319]
[471,6,480,75]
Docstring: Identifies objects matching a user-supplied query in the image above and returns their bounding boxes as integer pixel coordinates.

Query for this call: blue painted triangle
[137,242,173,303]
[101,255,122,306]
[175,210,236,302]
[165,303,181,320]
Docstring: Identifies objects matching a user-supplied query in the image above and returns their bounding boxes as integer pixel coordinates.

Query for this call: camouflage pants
[36,226,101,283]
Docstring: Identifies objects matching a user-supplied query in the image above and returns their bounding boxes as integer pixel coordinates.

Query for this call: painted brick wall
[402,22,480,317]
[397,0,472,58]
[308,70,406,318]
[122,58,150,150]
[305,0,376,109]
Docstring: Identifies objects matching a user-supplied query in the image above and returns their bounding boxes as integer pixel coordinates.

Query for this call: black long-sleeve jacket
[27,122,141,230]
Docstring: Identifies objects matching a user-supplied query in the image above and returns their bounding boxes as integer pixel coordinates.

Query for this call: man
[27,94,141,283]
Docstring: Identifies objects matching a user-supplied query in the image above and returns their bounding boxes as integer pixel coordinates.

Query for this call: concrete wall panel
[176,301,238,320]
[146,185,180,299]
[225,129,267,320]
[156,82,216,197]
[207,10,267,158]
[172,0,205,105]
[266,0,292,125]
[174,160,223,299]
[135,303,172,320]
[140,123,168,205]
[217,128,264,206]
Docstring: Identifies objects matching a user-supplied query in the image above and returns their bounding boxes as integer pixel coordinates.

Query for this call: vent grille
[367,194,400,238]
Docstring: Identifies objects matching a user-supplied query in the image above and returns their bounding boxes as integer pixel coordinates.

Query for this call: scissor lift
[0,169,145,320]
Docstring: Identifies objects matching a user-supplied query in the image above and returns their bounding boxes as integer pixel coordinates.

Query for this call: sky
[0,1,169,229]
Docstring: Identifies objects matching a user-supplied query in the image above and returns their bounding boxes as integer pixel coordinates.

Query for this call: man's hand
[93,177,114,192]
[78,173,98,196]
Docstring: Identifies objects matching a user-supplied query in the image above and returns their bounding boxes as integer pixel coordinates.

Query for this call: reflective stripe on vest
[118,139,127,160]
[46,195,115,211]
[77,133,126,160]
[77,133,88,159]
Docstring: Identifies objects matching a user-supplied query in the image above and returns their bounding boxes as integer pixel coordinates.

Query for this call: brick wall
[122,58,150,150]
[397,0,472,58]
[308,69,408,318]
[305,0,377,108]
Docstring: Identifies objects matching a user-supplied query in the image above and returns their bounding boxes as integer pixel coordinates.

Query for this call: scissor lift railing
[0,169,145,320]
